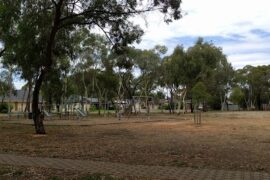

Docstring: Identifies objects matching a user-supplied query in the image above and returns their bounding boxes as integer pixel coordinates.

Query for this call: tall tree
[234,65,270,110]
[185,38,230,111]
[1,0,182,134]
[159,45,186,114]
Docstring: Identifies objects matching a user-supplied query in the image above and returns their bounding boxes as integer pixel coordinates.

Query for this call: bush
[89,105,97,111]
[159,103,176,110]
[0,103,13,113]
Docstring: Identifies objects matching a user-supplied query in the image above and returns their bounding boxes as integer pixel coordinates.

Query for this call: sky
[133,0,270,69]
[9,0,270,89]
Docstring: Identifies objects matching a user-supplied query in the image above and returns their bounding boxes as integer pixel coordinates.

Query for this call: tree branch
[0,48,5,57]
[51,0,57,6]
[93,21,114,45]
[59,7,160,24]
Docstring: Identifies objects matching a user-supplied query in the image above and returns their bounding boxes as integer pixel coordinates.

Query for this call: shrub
[89,105,97,111]
[0,103,13,113]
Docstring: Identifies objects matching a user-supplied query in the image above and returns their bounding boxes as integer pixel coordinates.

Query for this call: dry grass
[0,165,145,180]
[0,111,270,174]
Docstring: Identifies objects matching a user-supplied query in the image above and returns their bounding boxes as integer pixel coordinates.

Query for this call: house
[222,101,240,111]
[64,95,102,112]
[0,89,43,112]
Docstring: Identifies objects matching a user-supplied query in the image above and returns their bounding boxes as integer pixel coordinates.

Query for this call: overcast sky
[12,0,270,89]
[134,0,270,69]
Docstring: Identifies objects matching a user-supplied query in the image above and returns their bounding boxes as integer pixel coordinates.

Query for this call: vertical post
[8,66,13,119]
[194,109,202,125]
[194,110,196,124]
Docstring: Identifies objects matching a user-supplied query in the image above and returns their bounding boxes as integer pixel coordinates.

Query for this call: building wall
[10,102,29,112]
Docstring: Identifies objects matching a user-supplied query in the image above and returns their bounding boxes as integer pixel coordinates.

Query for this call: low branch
[59,7,160,24]
[0,48,5,57]
[93,21,114,45]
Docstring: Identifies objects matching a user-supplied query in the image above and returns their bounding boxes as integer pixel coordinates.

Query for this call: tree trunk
[32,72,46,134]
[48,91,52,113]
[21,87,26,112]
[257,93,261,110]
[190,98,194,113]
[182,89,187,113]
[31,0,63,134]
[225,97,229,111]
[169,89,174,114]
[220,93,224,111]
[25,81,32,112]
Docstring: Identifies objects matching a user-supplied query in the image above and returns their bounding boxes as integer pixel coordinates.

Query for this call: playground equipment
[76,108,87,117]
[132,96,153,119]
[114,100,128,120]
[60,95,91,119]
[43,110,52,117]
[194,109,202,125]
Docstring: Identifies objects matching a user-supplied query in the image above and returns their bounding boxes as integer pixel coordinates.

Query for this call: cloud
[133,0,270,68]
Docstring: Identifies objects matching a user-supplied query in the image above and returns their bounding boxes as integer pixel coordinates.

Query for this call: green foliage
[191,82,211,104]
[0,69,15,101]
[0,103,13,113]
[233,65,270,109]
[230,87,245,105]
[1,0,182,132]
[89,105,97,111]
[159,38,231,110]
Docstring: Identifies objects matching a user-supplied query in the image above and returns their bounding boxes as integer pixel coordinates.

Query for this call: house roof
[65,95,98,104]
[0,89,43,103]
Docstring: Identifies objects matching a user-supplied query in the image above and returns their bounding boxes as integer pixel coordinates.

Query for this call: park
[1,0,270,179]
[0,111,270,179]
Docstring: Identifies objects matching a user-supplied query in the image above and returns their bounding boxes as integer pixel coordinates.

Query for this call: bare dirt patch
[0,111,270,173]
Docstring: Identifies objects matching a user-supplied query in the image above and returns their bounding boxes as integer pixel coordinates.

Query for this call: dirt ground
[0,165,148,180]
[0,111,270,175]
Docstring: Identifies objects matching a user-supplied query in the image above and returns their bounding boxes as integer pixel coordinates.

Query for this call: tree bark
[32,71,46,134]
[21,87,26,112]
[25,80,32,112]
[169,88,174,114]
[190,98,194,113]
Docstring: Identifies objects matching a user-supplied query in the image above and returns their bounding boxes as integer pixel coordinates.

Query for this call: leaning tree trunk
[32,72,46,134]
[31,0,63,134]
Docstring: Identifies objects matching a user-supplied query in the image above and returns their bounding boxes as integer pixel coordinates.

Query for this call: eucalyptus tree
[135,46,165,113]
[0,0,182,134]
[191,81,210,110]
[74,32,109,98]
[159,45,186,113]
[41,57,70,112]
[0,70,13,103]
[234,65,270,110]
[230,86,245,106]
[159,38,231,113]
[185,38,230,111]
[212,57,234,110]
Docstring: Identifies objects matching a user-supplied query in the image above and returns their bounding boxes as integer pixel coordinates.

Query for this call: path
[0,154,269,179]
